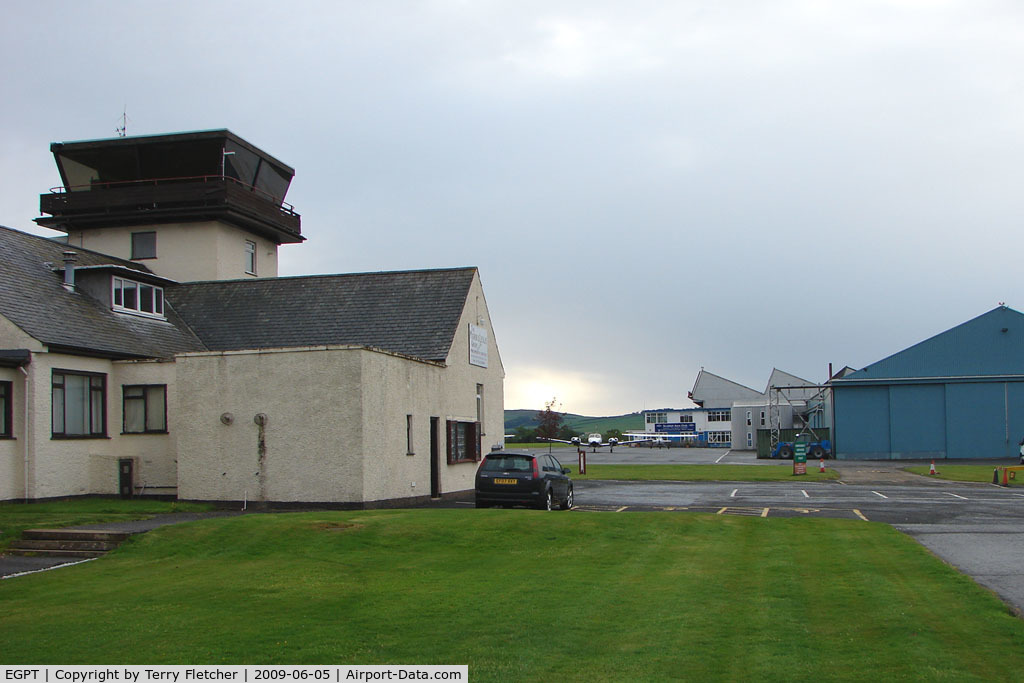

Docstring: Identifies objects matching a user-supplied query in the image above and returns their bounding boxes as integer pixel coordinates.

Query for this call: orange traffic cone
[819,459,825,473]
[929,461,937,475]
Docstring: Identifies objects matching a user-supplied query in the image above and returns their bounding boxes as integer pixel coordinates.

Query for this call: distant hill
[505,409,644,435]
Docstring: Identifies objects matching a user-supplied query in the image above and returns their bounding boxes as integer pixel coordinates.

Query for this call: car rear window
[481,455,533,472]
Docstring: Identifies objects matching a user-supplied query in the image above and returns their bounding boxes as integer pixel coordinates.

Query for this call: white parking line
[715,451,729,463]
[730,488,738,498]
[871,491,888,498]
[801,490,809,498]
[944,492,968,500]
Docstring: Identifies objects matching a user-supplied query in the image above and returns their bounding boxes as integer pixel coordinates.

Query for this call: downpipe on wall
[19,365,30,501]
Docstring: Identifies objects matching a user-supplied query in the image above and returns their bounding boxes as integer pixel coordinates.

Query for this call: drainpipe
[19,365,30,501]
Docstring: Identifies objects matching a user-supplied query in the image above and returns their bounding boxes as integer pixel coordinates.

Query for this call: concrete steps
[5,529,132,558]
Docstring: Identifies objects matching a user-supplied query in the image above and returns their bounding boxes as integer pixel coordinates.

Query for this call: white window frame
[245,240,257,275]
[112,276,165,319]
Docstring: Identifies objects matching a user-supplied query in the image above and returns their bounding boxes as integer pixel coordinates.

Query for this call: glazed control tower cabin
[0,129,503,506]
[37,129,303,281]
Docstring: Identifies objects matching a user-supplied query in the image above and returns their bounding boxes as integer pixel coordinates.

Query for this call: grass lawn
[2,510,1023,680]
[903,464,1024,486]
[0,499,213,551]
[567,463,839,482]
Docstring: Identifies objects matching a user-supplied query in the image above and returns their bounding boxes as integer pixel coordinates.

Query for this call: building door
[118,459,134,498]
[430,417,441,498]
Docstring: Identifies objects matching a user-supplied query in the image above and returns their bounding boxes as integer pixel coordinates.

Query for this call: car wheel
[779,445,794,459]
[540,488,553,511]
[560,485,574,510]
[809,446,825,458]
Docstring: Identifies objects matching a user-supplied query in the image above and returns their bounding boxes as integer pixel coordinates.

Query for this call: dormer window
[113,276,164,318]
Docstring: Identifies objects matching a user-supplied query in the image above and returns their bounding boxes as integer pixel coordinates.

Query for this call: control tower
[37,129,302,281]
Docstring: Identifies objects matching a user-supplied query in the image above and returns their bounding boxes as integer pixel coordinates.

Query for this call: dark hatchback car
[475,451,574,510]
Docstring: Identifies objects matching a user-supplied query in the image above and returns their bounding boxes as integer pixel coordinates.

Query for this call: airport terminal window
[707,410,731,422]
[446,419,481,464]
[708,431,731,444]
[131,231,156,260]
[0,381,11,438]
[123,385,167,434]
[52,371,106,438]
[646,412,667,424]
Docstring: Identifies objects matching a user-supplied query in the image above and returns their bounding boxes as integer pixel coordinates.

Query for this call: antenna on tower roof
[115,106,129,137]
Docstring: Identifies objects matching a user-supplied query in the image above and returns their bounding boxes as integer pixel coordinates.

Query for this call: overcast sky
[3,1,1023,415]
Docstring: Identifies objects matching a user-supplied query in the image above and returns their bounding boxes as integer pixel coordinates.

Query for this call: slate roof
[166,267,477,362]
[0,225,477,363]
[0,225,206,359]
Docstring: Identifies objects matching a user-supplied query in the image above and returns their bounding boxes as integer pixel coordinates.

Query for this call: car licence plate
[493,478,517,485]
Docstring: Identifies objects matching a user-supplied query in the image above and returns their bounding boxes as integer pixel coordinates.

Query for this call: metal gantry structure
[767,384,828,455]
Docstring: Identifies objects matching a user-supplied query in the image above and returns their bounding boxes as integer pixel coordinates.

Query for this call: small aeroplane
[539,433,655,452]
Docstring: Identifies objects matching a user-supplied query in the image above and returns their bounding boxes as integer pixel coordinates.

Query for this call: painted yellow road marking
[615,506,628,512]
[760,507,769,518]
[853,509,869,521]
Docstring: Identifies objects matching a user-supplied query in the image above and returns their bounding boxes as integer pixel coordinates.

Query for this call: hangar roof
[835,306,1024,383]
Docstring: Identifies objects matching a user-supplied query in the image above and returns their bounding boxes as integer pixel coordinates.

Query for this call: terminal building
[0,130,505,506]
[634,368,828,451]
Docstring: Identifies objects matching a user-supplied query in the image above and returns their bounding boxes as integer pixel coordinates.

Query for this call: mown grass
[0,498,213,551]
[567,463,839,482]
[2,509,1022,680]
[903,464,1024,486]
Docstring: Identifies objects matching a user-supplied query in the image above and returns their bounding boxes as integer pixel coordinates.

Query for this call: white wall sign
[469,323,488,368]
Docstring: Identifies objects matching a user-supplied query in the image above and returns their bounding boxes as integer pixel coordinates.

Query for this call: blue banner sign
[656,423,696,433]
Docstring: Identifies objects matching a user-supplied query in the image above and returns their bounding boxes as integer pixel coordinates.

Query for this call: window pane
[154,288,164,314]
[64,374,89,435]
[52,385,64,433]
[91,383,104,434]
[123,281,137,310]
[245,241,256,274]
[124,395,145,433]
[455,422,468,460]
[0,384,7,436]
[113,278,123,306]
[146,386,166,431]
[139,284,154,313]
[131,232,156,259]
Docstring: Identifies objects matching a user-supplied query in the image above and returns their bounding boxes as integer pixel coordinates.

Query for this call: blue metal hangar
[831,306,1024,460]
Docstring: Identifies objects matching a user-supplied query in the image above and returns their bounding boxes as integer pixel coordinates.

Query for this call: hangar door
[837,380,1024,459]
[890,384,945,459]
